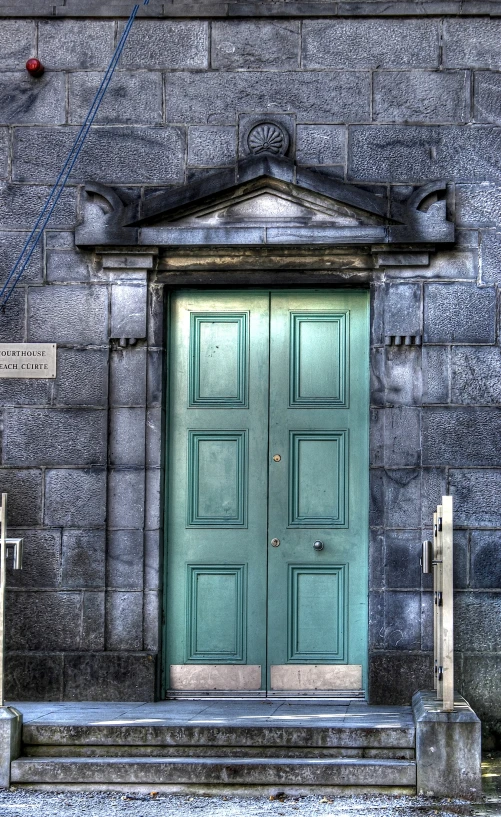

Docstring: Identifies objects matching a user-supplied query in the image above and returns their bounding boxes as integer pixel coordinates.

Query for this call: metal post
[441,495,454,712]
[0,494,6,708]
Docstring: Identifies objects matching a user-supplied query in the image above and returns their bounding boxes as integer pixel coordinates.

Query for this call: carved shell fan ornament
[246,122,289,156]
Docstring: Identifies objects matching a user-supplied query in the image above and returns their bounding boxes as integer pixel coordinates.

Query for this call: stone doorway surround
[74,142,455,701]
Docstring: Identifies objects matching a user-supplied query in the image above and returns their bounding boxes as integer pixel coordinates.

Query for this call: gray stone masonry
[0,707,22,788]
[412,691,481,799]
[0,10,499,749]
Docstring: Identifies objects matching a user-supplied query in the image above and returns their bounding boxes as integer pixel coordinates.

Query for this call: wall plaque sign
[0,344,56,379]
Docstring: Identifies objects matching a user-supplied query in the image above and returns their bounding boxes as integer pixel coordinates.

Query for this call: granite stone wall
[0,6,500,742]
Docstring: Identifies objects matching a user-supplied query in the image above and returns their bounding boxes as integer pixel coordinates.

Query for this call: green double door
[165,289,369,695]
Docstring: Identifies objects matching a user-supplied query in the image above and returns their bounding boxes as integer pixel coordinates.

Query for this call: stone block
[374,71,469,124]
[147,350,163,407]
[166,71,370,125]
[443,19,501,69]
[28,285,109,344]
[0,707,22,787]
[384,591,421,650]
[385,529,422,589]
[46,248,95,283]
[108,470,145,529]
[188,127,236,168]
[6,528,61,589]
[369,408,384,467]
[63,652,155,702]
[211,21,299,70]
[369,590,384,648]
[13,126,185,186]
[146,408,162,468]
[3,409,107,467]
[456,184,501,229]
[0,469,42,526]
[452,346,501,404]
[474,71,501,126]
[382,283,421,336]
[45,468,106,527]
[0,231,43,285]
[118,20,208,69]
[81,592,105,651]
[470,530,501,589]
[420,592,433,651]
[383,470,421,530]
[107,530,144,590]
[147,284,165,348]
[424,283,496,344]
[450,469,501,527]
[145,469,161,530]
[296,126,346,166]
[387,251,476,281]
[370,348,384,408]
[110,283,147,339]
[349,126,501,184]
[384,347,423,407]
[460,654,501,724]
[0,20,35,69]
[6,591,83,651]
[455,592,501,652]
[143,591,160,653]
[38,20,115,69]
[5,653,63,701]
[480,230,501,285]
[422,346,450,404]
[369,652,433,706]
[413,690,481,799]
[452,530,469,591]
[421,467,447,525]
[0,129,6,180]
[0,378,50,407]
[62,529,106,589]
[302,20,439,69]
[69,71,163,126]
[109,408,146,468]
[106,591,143,651]
[0,184,76,231]
[144,529,161,592]
[384,407,421,467]
[0,72,65,125]
[53,348,109,407]
[424,409,501,467]
[0,290,24,342]
[110,347,147,408]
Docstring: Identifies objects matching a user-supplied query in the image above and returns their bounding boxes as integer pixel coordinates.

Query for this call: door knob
[313,540,324,551]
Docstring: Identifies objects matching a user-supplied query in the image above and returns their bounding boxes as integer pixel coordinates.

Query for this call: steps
[9,701,417,791]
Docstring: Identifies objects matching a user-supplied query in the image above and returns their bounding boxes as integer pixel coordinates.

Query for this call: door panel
[166,292,269,690]
[165,289,369,694]
[267,291,369,690]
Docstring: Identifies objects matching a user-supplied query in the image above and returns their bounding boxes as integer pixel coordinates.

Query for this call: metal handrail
[0,495,23,707]
[422,495,454,711]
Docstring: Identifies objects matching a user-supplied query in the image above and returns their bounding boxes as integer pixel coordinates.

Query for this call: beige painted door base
[170,664,362,692]
[270,665,363,691]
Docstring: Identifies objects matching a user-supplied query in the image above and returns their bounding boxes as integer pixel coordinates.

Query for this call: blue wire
[1,1,147,309]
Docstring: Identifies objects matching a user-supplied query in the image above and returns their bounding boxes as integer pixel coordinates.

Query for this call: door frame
[161,283,371,700]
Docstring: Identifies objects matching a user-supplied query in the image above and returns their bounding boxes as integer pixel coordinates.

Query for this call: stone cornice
[4,0,501,17]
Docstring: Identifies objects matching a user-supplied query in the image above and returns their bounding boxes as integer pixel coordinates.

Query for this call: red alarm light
[26,58,45,77]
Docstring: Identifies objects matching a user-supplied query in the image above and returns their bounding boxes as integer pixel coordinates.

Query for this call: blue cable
[1,0,149,310]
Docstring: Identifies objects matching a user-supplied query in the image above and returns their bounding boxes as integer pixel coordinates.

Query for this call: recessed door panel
[289,431,347,527]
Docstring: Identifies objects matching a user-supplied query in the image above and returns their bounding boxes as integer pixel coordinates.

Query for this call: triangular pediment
[76,155,455,248]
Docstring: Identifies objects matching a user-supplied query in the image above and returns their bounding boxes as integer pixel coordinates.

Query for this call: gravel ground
[0,791,484,817]
[0,755,498,817]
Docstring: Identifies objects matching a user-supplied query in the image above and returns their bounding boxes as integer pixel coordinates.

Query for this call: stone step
[24,745,415,760]
[11,756,417,787]
[22,723,416,750]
